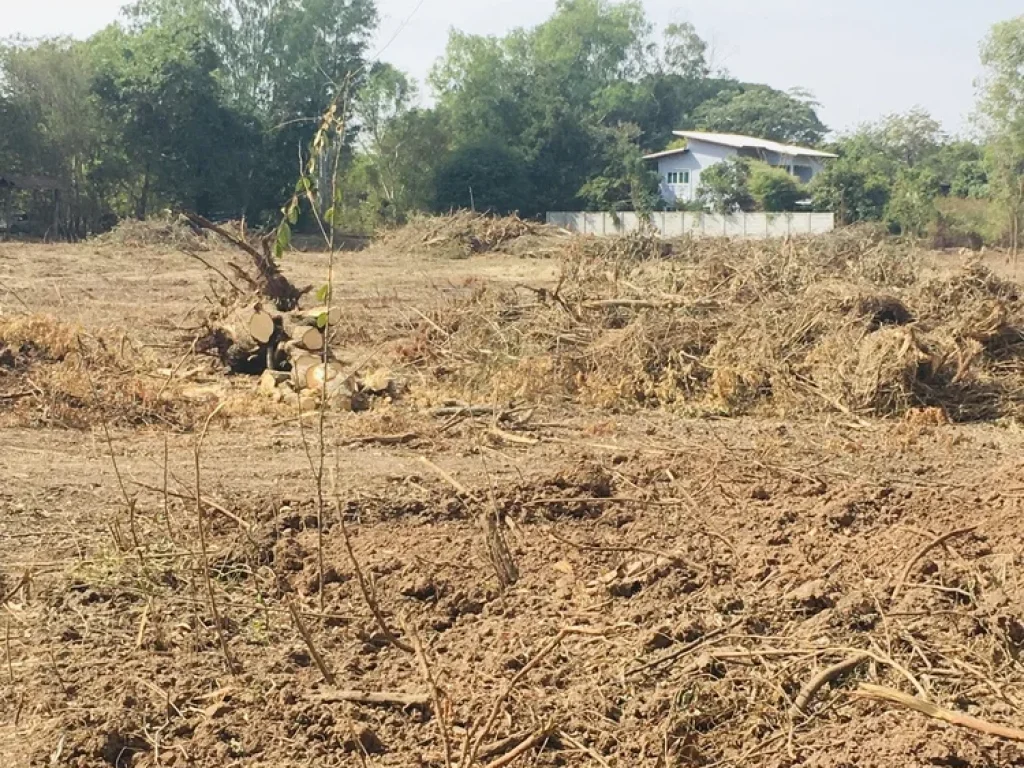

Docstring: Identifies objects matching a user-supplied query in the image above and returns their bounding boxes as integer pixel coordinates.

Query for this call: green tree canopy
[91,19,258,217]
[698,157,754,213]
[977,15,1024,250]
[693,85,827,145]
[433,142,533,214]
[748,162,803,212]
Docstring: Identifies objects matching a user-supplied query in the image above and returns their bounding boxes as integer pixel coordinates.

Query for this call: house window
[665,171,690,185]
[792,165,813,184]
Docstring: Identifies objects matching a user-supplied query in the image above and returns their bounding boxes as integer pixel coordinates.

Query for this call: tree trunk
[136,162,151,221]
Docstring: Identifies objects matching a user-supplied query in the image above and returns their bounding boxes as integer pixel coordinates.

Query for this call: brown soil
[3,227,1024,768]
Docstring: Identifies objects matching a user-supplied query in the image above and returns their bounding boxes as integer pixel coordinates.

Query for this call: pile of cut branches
[401,227,1024,421]
[378,211,558,258]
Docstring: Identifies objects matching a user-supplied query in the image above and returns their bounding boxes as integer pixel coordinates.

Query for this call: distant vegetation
[0,2,1020,249]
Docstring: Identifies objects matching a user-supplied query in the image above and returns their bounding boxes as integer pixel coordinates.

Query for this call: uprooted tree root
[401,228,1024,422]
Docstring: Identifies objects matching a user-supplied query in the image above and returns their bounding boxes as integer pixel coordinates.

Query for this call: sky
[4,0,1021,136]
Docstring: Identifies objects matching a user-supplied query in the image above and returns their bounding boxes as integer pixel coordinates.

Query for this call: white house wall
[656,140,735,204]
[654,139,829,206]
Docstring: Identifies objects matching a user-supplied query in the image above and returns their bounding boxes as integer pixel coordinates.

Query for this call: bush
[810,160,889,224]
[749,162,803,211]
[698,157,754,212]
[932,197,1008,248]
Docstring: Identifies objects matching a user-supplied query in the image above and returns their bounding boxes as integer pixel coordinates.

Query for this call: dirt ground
[3,232,1024,768]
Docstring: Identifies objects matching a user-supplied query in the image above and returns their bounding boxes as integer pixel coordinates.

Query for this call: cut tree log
[290,353,321,390]
[249,308,276,344]
[282,317,324,352]
[306,361,345,391]
[208,303,284,374]
[301,305,342,327]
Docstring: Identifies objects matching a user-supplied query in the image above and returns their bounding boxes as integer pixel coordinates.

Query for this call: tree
[91,19,258,217]
[433,143,533,214]
[748,162,803,212]
[841,109,945,172]
[578,122,661,212]
[810,160,890,224]
[698,157,754,212]
[885,167,942,236]
[339,69,448,228]
[661,21,709,80]
[429,0,702,212]
[693,85,827,145]
[977,15,1024,252]
[0,38,119,235]
[126,0,377,220]
[128,0,377,119]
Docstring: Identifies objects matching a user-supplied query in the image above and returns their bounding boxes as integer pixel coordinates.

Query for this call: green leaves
[274,220,291,259]
[315,283,332,303]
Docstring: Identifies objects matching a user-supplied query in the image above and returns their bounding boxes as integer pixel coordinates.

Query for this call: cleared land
[2,219,1024,768]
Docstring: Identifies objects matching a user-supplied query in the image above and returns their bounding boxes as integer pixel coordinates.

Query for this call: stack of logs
[213,302,357,408]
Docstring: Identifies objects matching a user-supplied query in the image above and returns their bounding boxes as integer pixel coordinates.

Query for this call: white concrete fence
[546,211,835,238]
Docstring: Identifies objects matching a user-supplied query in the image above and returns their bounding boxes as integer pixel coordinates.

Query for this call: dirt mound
[399,230,1024,421]
[377,211,563,258]
[0,314,197,429]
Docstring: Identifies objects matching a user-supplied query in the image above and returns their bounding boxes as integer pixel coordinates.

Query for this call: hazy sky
[5,0,1020,135]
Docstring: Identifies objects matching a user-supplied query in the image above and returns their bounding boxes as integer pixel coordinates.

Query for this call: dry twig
[791,653,869,718]
[853,683,1024,741]
[286,597,336,685]
[315,689,430,707]
[891,526,977,602]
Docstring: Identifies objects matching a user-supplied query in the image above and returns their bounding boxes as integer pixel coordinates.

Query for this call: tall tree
[693,85,826,145]
[977,15,1024,251]
[0,38,121,234]
[341,64,445,224]
[91,19,258,217]
[661,21,709,80]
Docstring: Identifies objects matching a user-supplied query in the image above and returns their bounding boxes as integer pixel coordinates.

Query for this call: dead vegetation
[402,227,1024,422]
[377,211,563,258]
[6,433,1024,767]
[6,217,1024,768]
[94,213,212,251]
[0,314,196,429]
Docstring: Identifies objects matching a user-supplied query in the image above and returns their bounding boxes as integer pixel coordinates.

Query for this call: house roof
[642,147,690,160]
[671,131,838,159]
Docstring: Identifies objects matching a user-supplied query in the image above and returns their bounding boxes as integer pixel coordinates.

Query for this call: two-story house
[643,131,837,205]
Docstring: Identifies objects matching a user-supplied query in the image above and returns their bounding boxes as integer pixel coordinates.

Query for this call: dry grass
[0,314,197,429]
[399,227,1024,422]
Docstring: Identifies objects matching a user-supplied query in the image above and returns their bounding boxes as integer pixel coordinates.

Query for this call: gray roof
[671,131,838,158]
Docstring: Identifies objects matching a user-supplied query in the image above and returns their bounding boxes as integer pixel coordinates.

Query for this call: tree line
[0,1,1021,248]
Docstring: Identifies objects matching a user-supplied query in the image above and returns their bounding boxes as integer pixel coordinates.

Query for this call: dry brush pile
[0,314,198,429]
[404,228,1024,422]
[377,211,564,259]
